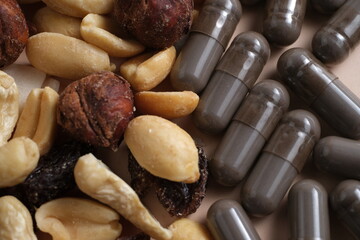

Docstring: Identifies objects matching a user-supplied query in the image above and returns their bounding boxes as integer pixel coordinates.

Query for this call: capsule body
[263,0,307,46]
[288,179,331,240]
[330,180,360,240]
[278,48,360,139]
[241,110,321,217]
[314,136,360,180]
[170,0,242,93]
[310,0,345,14]
[312,0,360,64]
[240,0,263,5]
[193,32,270,134]
[210,80,290,186]
[207,199,261,240]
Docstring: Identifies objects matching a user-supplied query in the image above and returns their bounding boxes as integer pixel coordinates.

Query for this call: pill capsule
[330,180,360,240]
[240,0,263,5]
[288,179,331,240]
[207,199,261,240]
[193,32,270,134]
[310,0,345,14]
[312,0,360,64]
[170,0,242,93]
[314,136,360,180]
[210,80,290,186]
[278,48,360,140]
[263,0,307,46]
[241,109,321,217]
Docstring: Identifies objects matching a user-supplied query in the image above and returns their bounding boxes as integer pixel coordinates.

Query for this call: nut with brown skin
[0,0,29,68]
[57,71,134,150]
[114,0,193,49]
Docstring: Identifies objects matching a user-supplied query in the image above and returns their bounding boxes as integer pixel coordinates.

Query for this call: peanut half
[124,115,199,183]
[0,71,19,146]
[26,32,114,80]
[120,46,176,91]
[0,196,37,240]
[81,14,145,58]
[74,153,173,240]
[35,197,122,240]
[13,87,59,155]
[168,218,214,240]
[135,91,199,119]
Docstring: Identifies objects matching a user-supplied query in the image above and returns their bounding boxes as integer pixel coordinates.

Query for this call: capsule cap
[191,0,242,48]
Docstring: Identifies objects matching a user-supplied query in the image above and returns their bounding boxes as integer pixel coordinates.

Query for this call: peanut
[169,218,213,240]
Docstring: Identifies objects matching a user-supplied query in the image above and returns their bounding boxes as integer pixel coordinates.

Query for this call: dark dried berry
[117,233,150,240]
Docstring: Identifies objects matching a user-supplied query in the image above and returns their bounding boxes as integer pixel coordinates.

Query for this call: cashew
[0,196,37,240]
[0,137,39,187]
[13,87,59,155]
[74,153,173,240]
[0,71,19,146]
[120,46,176,91]
[81,14,145,57]
[169,218,213,240]
[35,197,122,240]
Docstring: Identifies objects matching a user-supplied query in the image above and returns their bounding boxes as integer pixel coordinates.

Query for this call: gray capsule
[314,136,360,180]
[241,109,321,217]
[278,48,360,140]
[207,199,261,240]
[330,180,360,240]
[193,31,270,134]
[310,0,345,14]
[312,0,360,64]
[288,179,331,240]
[263,0,307,46]
[240,0,263,5]
[210,80,290,186]
[170,0,242,93]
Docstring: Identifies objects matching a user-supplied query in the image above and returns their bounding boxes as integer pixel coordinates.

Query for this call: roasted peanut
[135,91,199,119]
[26,32,114,80]
[34,7,82,39]
[168,218,213,240]
[35,197,122,240]
[120,46,176,91]
[81,14,145,58]
[124,115,199,183]
[74,153,173,240]
[0,71,19,146]
[0,196,37,240]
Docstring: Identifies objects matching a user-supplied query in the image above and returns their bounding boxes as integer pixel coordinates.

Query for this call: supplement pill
[310,0,345,14]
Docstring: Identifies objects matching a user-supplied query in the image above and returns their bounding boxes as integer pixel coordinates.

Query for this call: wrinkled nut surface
[120,46,176,91]
[169,218,213,240]
[74,153,173,240]
[124,115,199,183]
[135,91,199,119]
[35,197,122,240]
[0,137,39,187]
[0,196,37,240]
[0,71,19,146]
[13,87,59,155]
[34,7,82,39]
[42,0,114,17]
[81,14,145,58]
[26,32,113,80]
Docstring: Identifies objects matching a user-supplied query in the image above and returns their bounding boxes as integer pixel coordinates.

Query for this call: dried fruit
[57,71,134,150]
[114,0,193,49]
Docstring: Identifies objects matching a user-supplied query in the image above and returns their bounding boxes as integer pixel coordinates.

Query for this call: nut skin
[114,0,193,49]
[57,71,134,150]
[0,0,29,67]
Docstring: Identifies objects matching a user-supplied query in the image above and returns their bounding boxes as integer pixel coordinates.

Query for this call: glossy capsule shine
[193,31,270,134]
[210,80,290,186]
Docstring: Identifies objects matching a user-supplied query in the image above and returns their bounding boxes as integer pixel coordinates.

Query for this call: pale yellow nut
[74,153,173,240]
[120,46,176,91]
[35,197,122,240]
[124,115,199,183]
[26,32,113,80]
[0,196,37,240]
[42,0,114,17]
[34,7,82,39]
[169,218,214,240]
[81,13,145,58]
[0,71,19,146]
[0,137,39,188]
[135,91,199,119]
